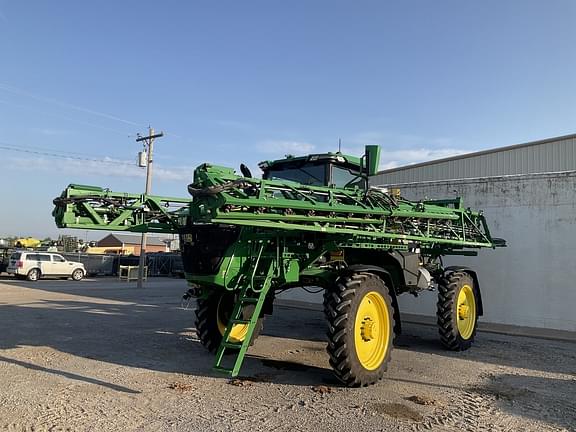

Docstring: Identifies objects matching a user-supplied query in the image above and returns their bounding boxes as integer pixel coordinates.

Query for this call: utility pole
[136,127,164,288]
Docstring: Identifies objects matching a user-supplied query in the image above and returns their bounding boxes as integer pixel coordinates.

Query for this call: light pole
[136,127,163,288]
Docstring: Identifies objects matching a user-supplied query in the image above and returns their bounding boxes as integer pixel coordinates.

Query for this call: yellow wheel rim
[216,298,248,343]
[457,284,476,340]
[354,291,391,370]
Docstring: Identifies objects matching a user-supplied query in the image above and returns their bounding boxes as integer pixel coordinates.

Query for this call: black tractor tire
[437,271,479,351]
[324,272,395,387]
[195,291,264,353]
[26,268,40,282]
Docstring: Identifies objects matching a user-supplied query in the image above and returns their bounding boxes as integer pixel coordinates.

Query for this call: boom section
[188,164,496,248]
[52,165,497,249]
[53,184,190,233]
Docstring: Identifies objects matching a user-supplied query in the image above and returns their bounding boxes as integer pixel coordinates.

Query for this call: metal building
[278,134,576,337]
[376,134,576,184]
[371,133,576,335]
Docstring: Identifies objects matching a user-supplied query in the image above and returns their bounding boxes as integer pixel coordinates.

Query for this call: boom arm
[52,184,190,233]
[53,166,502,252]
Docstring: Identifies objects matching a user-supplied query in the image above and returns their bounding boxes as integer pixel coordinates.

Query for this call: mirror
[364,145,381,176]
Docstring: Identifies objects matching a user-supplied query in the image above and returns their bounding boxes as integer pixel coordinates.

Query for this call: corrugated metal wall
[373,134,576,185]
[391,172,576,332]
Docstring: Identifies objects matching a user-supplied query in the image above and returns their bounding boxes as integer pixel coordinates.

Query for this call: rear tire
[26,268,40,281]
[195,291,263,353]
[71,269,84,281]
[437,271,478,351]
[324,272,395,387]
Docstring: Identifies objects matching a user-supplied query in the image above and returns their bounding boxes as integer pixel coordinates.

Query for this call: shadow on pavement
[0,355,140,394]
[1,278,574,389]
[473,373,576,431]
[394,323,576,377]
[0,280,336,388]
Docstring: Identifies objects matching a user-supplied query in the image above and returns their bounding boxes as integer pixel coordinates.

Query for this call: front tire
[437,271,479,351]
[324,272,395,387]
[195,291,263,353]
[26,268,40,281]
[71,269,84,281]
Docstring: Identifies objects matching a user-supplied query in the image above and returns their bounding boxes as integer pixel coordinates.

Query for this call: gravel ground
[0,277,575,432]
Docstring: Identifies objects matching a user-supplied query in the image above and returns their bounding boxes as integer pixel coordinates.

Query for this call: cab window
[331,165,365,189]
[265,164,326,186]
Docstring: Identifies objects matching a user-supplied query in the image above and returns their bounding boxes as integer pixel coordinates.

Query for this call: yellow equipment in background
[14,237,41,249]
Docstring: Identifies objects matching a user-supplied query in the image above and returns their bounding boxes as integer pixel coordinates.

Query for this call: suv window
[25,254,39,261]
[37,254,51,262]
[52,255,66,262]
[10,252,21,260]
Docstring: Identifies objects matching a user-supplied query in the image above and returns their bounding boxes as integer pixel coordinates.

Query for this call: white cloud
[351,131,453,147]
[338,130,471,170]
[377,148,468,170]
[6,156,194,182]
[337,144,468,171]
[256,140,315,155]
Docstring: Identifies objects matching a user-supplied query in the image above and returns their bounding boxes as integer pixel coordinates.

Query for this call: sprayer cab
[259,145,381,189]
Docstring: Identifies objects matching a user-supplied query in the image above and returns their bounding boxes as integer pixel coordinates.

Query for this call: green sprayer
[52,145,504,386]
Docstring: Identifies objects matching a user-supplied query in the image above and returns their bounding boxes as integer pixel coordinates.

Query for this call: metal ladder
[213,243,275,377]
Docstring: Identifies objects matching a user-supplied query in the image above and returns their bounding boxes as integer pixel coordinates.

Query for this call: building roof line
[381,169,576,187]
[376,132,576,175]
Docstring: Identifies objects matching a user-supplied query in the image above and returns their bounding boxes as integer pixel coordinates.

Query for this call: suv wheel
[71,269,84,281]
[27,268,40,281]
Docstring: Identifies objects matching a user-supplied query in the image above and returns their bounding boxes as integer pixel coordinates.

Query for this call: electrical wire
[0,143,134,166]
[0,140,129,159]
[0,99,133,136]
[0,83,193,147]
[0,82,142,127]
[0,83,196,161]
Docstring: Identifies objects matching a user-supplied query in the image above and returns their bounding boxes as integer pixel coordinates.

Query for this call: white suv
[7,252,85,281]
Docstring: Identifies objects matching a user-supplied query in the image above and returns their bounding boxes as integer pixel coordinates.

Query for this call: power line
[0,143,134,166]
[0,83,196,146]
[0,99,133,136]
[0,82,143,127]
[0,140,128,159]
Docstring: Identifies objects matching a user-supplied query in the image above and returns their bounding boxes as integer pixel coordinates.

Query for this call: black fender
[443,266,483,316]
[342,264,402,335]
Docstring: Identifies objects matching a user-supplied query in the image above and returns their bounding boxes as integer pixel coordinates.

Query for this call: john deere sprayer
[53,145,504,386]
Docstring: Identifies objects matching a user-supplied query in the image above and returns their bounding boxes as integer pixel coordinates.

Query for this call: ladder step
[213,254,275,378]
[222,342,242,349]
[240,297,259,303]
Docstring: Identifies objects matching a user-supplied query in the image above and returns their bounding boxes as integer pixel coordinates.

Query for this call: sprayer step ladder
[213,243,275,377]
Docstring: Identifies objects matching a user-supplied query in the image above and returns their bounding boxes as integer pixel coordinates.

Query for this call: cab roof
[258,152,362,170]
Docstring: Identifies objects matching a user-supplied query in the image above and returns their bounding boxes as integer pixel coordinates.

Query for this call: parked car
[6,252,85,281]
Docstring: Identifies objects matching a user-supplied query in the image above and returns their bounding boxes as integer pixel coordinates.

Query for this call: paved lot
[0,277,575,431]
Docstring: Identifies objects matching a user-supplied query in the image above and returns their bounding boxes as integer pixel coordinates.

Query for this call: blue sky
[1,0,575,238]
